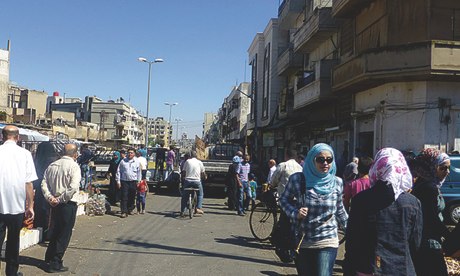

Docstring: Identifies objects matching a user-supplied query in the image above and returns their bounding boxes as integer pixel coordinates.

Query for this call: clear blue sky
[0,1,278,138]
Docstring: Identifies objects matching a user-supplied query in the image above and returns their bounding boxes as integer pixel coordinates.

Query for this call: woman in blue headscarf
[280,143,348,276]
[107,151,121,205]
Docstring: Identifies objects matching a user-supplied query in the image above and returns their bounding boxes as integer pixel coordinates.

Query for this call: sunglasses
[315,156,334,164]
[439,165,450,171]
[128,152,135,154]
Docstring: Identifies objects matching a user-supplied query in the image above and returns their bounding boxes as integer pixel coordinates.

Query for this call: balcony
[294,59,337,109]
[332,41,460,92]
[278,0,304,28]
[332,0,372,18]
[293,8,337,53]
[277,45,303,76]
[110,133,127,141]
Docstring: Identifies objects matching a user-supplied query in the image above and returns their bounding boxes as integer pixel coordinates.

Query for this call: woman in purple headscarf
[411,148,451,276]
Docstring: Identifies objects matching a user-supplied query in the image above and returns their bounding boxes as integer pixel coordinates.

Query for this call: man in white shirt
[267,159,277,185]
[271,149,303,195]
[136,151,148,180]
[41,143,81,273]
[0,125,37,276]
[116,148,141,218]
[180,150,206,216]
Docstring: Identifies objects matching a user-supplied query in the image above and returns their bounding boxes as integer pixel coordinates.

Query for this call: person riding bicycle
[180,150,206,216]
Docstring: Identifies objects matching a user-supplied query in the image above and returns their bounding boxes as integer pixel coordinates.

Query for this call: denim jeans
[165,163,173,179]
[296,247,338,276]
[136,192,146,212]
[181,179,203,213]
[238,181,251,213]
[80,164,91,190]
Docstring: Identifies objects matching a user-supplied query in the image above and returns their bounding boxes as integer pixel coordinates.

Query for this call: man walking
[0,125,37,276]
[41,143,81,273]
[238,154,251,214]
[270,149,303,195]
[116,148,141,218]
[180,150,206,216]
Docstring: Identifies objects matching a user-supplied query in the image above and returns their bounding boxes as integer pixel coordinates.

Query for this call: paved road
[15,190,344,275]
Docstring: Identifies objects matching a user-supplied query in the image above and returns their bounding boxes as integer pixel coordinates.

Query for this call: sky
[0,1,279,138]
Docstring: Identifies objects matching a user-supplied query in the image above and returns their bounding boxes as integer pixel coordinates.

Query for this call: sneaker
[238,212,245,216]
[179,212,187,218]
[140,210,145,214]
[128,211,136,215]
[195,209,204,215]
[120,213,127,218]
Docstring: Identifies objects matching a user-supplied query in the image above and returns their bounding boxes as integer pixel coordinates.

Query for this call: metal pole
[145,62,152,147]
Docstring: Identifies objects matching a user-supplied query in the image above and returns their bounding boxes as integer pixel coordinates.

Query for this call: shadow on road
[214,235,273,251]
[69,238,288,267]
[18,256,48,272]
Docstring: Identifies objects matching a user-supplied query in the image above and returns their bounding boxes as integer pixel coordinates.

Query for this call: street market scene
[1,1,460,275]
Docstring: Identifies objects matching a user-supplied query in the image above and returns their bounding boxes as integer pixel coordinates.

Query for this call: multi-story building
[276,0,344,160]
[90,100,144,148]
[247,19,282,162]
[8,85,48,124]
[332,0,460,156]
[148,117,171,147]
[0,41,10,109]
[202,112,217,143]
[221,83,252,145]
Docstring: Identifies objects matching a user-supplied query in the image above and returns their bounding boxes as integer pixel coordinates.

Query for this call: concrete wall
[0,48,9,108]
[355,81,460,154]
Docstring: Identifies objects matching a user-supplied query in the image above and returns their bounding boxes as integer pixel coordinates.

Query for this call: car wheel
[448,203,460,224]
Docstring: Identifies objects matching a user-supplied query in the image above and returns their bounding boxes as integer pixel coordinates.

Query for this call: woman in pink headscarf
[343,148,423,276]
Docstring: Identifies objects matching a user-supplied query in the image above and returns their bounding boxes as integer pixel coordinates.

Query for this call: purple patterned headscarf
[415,148,450,187]
[369,148,413,200]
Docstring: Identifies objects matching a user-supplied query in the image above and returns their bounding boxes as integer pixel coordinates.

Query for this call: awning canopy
[0,124,50,142]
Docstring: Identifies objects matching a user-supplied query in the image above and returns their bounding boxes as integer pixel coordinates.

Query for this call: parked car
[441,155,460,224]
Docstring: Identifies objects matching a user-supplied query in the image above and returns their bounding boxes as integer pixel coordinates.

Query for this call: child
[248,173,257,210]
[136,179,148,214]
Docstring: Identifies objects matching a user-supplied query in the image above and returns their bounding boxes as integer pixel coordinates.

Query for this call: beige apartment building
[239,0,460,166]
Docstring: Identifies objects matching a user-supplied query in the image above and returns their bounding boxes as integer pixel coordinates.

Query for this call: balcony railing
[277,45,303,76]
[294,59,337,109]
[332,0,371,18]
[278,0,304,28]
[332,41,460,92]
[293,7,337,53]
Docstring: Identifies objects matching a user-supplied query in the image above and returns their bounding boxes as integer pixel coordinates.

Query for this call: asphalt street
[14,189,344,275]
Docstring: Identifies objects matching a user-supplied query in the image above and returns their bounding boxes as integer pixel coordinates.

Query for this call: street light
[174,118,182,142]
[164,102,178,145]
[138,57,164,148]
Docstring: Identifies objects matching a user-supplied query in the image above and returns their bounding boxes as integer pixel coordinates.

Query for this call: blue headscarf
[303,143,337,195]
[113,151,121,164]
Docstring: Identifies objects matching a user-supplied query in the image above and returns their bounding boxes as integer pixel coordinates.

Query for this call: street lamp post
[164,102,178,145]
[138,57,164,148]
[174,118,182,142]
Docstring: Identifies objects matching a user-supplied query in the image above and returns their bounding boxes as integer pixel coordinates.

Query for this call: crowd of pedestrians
[1,121,459,275]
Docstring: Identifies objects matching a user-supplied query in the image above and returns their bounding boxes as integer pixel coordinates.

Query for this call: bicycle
[183,187,199,219]
[249,198,278,241]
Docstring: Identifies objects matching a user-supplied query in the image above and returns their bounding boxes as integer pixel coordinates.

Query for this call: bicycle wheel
[188,193,193,219]
[249,201,277,241]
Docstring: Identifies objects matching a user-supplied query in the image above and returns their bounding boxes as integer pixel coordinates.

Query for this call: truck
[198,143,242,190]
